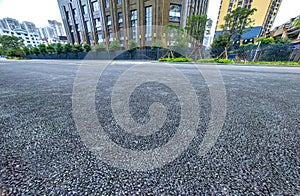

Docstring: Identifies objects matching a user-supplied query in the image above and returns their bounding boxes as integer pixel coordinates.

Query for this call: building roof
[214,26,262,40]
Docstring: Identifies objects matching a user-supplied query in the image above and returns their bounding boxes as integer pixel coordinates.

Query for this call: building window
[107,15,112,29]
[73,8,78,18]
[76,23,81,32]
[105,0,109,8]
[97,33,103,43]
[109,32,113,41]
[92,1,100,11]
[86,21,92,32]
[88,35,93,45]
[117,0,122,5]
[131,10,137,40]
[120,29,124,40]
[145,6,152,41]
[70,25,74,32]
[118,12,123,27]
[82,5,88,15]
[95,18,102,30]
[67,12,72,22]
[169,4,182,22]
[78,31,82,44]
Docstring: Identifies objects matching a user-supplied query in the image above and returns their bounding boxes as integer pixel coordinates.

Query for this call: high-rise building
[57,0,209,48]
[0,19,9,30]
[0,18,41,47]
[22,21,39,34]
[2,18,21,31]
[48,20,66,37]
[203,18,213,47]
[214,0,282,43]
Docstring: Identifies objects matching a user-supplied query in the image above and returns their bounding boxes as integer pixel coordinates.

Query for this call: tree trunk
[225,45,228,60]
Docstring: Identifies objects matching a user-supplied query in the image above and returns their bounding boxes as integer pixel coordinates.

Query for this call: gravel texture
[0,60,299,194]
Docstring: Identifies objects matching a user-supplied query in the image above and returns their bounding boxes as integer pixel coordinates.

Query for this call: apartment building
[0,18,41,47]
[57,0,209,48]
[266,15,300,44]
[48,20,66,37]
[215,0,282,43]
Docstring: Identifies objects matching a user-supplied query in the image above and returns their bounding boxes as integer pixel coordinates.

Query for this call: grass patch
[159,57,193,62]
[197,59,216,63]
[7,57,31,60]
[196,59,300,66]
[248,61,300,66]
[197,58,234,64]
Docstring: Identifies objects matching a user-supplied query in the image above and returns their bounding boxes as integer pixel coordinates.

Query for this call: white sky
[0,0,299,30]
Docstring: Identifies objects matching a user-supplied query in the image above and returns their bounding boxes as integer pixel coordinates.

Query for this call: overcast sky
[0,0,299,31]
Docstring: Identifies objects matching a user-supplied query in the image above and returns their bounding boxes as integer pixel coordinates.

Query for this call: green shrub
[173,57,192,62]
[22,46,31,55]
[46,44,56,54]
[128,40,139,51]
[7,48,25,58]
[62,43,72,53]
[215,59,234,64]
[94,44,107,52]
[158,58,171,62]
[55,43,63,54]
[248,61,300,66]
[38,44,47,54]
[71,44,84,53]
[152,40,165,49]
[83,43,91,52]
[197,59,216,63]
[158,57,192,62]
[109,40,121,51]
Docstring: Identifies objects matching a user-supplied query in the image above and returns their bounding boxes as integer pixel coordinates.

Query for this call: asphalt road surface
[0,60,299,194]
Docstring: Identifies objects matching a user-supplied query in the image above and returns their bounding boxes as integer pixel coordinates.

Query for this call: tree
[0,35,24,56]
[293,18,300,28]
[151,40,165,49]
[31,47,40,55]
[173,35,189,48]
[38,44,47,54]
[55,43,63,54]
[257,37,275,45]
[109,40,121,51]
[22,46,31,55]
[83,43,91,52]
[94,44,107,52]
[185,14,209,60]
[274,37,291,44]
[221,7,257,59]
[127,39,139,51]
[71,44,84,54]
[46,44,55,54]
[62,43,72,53]
[185,14,208,44]
[211,33,231,58]
[0,46,3,56]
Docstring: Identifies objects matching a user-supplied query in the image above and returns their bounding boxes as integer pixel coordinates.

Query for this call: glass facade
[145,6,152,41]
[107,15,112,29]
[97,33,103,43]
[86,21,92,32]
[95,18,102,30]
[118,12,123,27]
[131,10,137,40]
[59,0,209,47]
